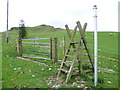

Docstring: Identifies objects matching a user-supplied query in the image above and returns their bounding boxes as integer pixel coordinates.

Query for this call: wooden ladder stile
[57,21,94,83]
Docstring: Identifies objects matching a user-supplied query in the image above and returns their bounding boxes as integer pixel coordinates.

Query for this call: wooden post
[54,38,58,64]
[50,38,52,60]
[63,36,66,55]
[17,37,22,57]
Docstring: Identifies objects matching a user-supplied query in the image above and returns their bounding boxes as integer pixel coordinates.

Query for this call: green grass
[1,25,119,88]
[0,32,2,89]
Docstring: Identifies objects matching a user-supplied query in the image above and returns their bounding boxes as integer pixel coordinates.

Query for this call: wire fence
[58,36,119,61]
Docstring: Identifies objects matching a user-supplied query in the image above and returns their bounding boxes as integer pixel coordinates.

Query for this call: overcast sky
[0,0,119,32]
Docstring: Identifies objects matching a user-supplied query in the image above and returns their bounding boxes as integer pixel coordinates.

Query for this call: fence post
[50,38,52,60]
[17,37,22,57]
[63,36,66,55]
[54,38,58,64]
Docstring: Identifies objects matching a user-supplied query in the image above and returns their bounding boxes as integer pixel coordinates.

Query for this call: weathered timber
[54,38,58,64]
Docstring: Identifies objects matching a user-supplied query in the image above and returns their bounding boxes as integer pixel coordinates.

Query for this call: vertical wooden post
[50,38,52,60]
[54,38,58,64]
[17,37,22,57]
[63,36,66,55]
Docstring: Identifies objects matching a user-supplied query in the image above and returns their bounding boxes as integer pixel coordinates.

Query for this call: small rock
[23,86,26,88]
[14,68,17,70]
[41,68,44,71]
[56,85,60,88]
[29,70,31,72]
[107,81,111,84]
[73,82,77,86]
[49,68,51,70]
[20,72,24,74]
[98,70,100,72]
[18,67,21,70]
[81,80,85,83]
[32,75,35,77]
[81,84,84,87]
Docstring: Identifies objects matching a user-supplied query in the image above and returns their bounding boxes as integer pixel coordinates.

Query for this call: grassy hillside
[1,25,119,88]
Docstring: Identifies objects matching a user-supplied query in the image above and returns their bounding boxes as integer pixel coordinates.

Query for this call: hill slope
[1,25,119,88]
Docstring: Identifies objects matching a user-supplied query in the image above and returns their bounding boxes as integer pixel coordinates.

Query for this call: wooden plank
[65,49,78,83]
[77,21,94,70]
[54,38,58,64]
[17,37,22,56]
[60,69,69,73]
[84,69,93,73]
[70,42,78,44]
[63,62,71,67]
[65,55,74,58]
[57,42,72,77]
[71,26,77,41]
[77,60,90,62]
[68,48,77,51]
[77,41,83,75]
[50,38,52,60]
[58,25,78,78]
[65,24,72,39]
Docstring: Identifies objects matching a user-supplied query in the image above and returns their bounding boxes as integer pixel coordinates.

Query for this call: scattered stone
[32,75,35,77]
[49,68,51,71]
[81,80,85,83]
[20,72,24,74]
[41,68,44,71]
[80,84,85,87]
[23,86,27,88]
[47,82,52,86]
[14,68,17,70]
[73,82,77,86]
[107,81,111,84]
[18,67,21,70]
[98,70,100,72]
[29,70,31,72]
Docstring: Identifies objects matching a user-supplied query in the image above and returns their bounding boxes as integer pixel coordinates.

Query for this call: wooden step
[84,69,93,73]
[70,42,78,44]
[77,60,91,62]
[65,55,74,58]
[72,72,78,75]
[68,48,77,51]
[78,54,88,56]
[72,68,79,75]
[60,69,69,73]
[83,48,86,50]
[63,62,71,67]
